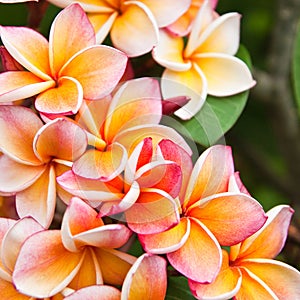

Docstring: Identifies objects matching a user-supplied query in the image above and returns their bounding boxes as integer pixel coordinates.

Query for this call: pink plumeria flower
[189,205,300,300]
[47,0,191,57]
[139,145,267,283]
[167,0,218,37]
[57,138,191,235]
[12,197,135,298]
[153,0,255,120]
[0,217,44,299]
[72,77,191,181]
[0,4,127,115]
[0,105,88,227]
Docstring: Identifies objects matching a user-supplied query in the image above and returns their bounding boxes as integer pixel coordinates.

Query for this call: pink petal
[60,45,127,99]
[126,189,180,234]
[35,76,83,115]
[193,53,256,96]
[65,285,121,300]
[167,217,222,283]
[13,230,84,298]
[240,258,300,299]
[0,26,51,80]
[121,253,167,300]
[0,46,23,71]
[140,0,191,27]
[184,145,234,208]
[0,106,43,165]
[110,2,158,57]
[231,205,294,261]
[49,3,96,77]
[33,117,87,162]
[72,143,127,180]
[228,172,250,195]
[0,155,46,194]
[104,77,162,144]
[0,71,54,103]
[187,192,267,246]
[16,164,56,228]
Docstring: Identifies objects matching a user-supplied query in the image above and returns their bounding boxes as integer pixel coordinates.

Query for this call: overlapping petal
[0,278,31,300]
[110,1,158,57]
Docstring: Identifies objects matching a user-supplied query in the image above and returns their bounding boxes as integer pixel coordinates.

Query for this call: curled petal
[184,145,234,208]
[72,143,127,180]
[0,155,46,194]
[139,217,190,254]
[167,218,222,283]
[193,53,256,96]
[35,76,83,115]
[240,258,300,299]
[64,285,121,300]
[0,26,51,80]
[33,117,87,162]
[0,105,42,165]
[152,29,191,71]
[228,172,250,195]
[231,205,294,261]
[0,71,54,103]
[16,164,56,228]
[187,192,267,246]
[110,1,158,57]
[13,230,84,298]
[60,45,127,99]
[121,253,167,300]
[49,3,96,76]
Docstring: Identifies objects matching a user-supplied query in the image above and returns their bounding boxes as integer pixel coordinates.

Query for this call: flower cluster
[0,1,299,299]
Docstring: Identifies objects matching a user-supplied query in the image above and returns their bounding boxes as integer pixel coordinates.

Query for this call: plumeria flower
[12,197,136,298]
[47,0,191,57]
[64,253,167,300]
[72,77,191,181]
[0,3,127,115]
[0,105,88,227]
[0,217,45,299]
[153,0,256,120]
[189,204,300,299]
[167,0,218,37]
[139,145,267,283]
[57,138,192,235]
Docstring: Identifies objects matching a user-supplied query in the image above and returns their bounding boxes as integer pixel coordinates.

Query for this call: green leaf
[163,45,252,148]
[292,21,300,115]
[166,276,195,300]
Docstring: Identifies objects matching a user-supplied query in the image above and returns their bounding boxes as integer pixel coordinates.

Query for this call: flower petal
[167,217,222,283]
[65,285,121,300]
[231,205,294,261]
[228,171,250,195]
[139,217,190,254]
[184,145,234,208]
[121,253,167,300]
[110,1,158,57]
[0,71,54,103]
[35,76,83,115]
[187,192,267,246]
[152,29,191,71]
[193,53,256,96]
[104,77,162,144]
[0,105,43,165]
[48,0,115,12]
[0,26,51,80]
[13,230,84,298]
[16,164,56,228]
[0,278,30,300]
[49,3,96,77]
[72,143,127,180]
[189,250,242,300]
[240,259,300,299]
[33,117,87,162]
[140,0,190,27]
[60,45,127,99]
[0,155,46,193]
[161,64,207,120]
[126,189,180,234]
